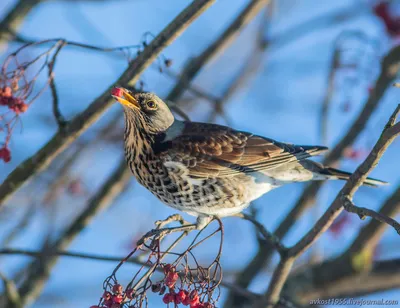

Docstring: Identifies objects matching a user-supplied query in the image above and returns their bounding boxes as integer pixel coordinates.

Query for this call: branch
[0,0,216,207]
[14,161,131,306]
[287,258,400,302]
[259,105,400,307]
[343,197,400,235]
[0,0,45,49]
[348,183,400,254]
[166,0,270,103]
[232,44,400,305]
[47,41,67,129]
[234,213,286,255]
[0,272,22,308]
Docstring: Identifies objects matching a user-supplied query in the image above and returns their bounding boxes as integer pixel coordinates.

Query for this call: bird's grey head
[112,88,174,134]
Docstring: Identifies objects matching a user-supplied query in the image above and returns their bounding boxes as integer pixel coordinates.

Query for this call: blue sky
[0,0,399,307]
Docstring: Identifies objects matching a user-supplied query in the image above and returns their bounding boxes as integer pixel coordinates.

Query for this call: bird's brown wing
[155,122,328,179]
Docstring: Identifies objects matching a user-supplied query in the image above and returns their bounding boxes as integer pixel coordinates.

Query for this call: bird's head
[112,87,174,134]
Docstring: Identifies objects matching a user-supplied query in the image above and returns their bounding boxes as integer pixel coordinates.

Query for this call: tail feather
[321,167,389,187]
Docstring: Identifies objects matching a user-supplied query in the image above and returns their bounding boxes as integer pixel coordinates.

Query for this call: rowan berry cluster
[0,82,29,163]
[155,264,215,308]
[91,283,135,308]
[0,86,29,114]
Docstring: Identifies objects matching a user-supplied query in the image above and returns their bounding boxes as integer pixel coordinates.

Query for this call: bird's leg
[195,215,213,230]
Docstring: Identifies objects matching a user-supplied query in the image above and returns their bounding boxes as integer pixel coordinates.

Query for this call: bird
[112,87,387,229]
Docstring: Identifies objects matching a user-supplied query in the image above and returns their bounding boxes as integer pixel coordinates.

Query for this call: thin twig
[234,213,286,255]
[47,41,67,129]
[343,197,400,235]
[348,183,400,254]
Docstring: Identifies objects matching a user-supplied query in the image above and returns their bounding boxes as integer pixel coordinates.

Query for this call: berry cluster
[154,264,215,308]
[0,86,29,115]
[0,84,30,163]
[91,283,135,308]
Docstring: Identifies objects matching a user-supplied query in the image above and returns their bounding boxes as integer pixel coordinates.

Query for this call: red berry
[2,86,12,98]
[165,271,178,288]
[203,303,213,308]
[112,284,123,294]
[102,291,112,300]
[176,290,187,304]
[112,294,123,304]
[111,87,124,98]
[0,146,11,163]
[162,293,174,304]
[163,263,173,274]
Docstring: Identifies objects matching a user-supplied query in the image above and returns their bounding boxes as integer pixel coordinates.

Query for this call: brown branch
[166,0,270,103]
[343,197,400,235]
[0,272,22,308]
[287,258,400,303]
[0,0,216,207]
[348,183,400,255]
[230,45,400,306]
[14,161,131,306]
[258,105,400,307]
[234,213,286,255]
[0,0,45,49]
[47,41,67,129]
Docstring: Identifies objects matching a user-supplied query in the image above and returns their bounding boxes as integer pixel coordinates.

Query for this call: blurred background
[0,0,399,307]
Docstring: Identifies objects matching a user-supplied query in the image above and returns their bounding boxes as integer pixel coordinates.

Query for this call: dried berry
[112,284,123,294]
[175,290,187,304]
[0,146,11,163]
[112,294,123,304]
[151,282,161,293]
[125,288,135,299]
[162,293,174,304]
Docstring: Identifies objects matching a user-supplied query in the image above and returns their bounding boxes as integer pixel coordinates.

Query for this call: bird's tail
[320,167,388,187]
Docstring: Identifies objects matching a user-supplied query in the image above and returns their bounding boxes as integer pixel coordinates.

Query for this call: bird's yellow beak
[111,87,139,109]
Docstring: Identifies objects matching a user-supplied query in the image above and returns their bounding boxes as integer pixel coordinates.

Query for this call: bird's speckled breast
[124,140,273,217]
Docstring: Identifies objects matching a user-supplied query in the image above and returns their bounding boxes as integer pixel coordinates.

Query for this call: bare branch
[349,183,400,254]
[47,41,67,129]
[0,0,44,49]
[232,45,400,305]
[15,161,131,306]
[259,105,400,307]
[234,213,286,255]
[0,272,22,308]
[287,258,400,303]
[343,197,400,235]
[167,0,271,103]
[0,0,216,207]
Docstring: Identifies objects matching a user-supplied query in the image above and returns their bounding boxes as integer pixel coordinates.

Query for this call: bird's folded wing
[156,122,327,179]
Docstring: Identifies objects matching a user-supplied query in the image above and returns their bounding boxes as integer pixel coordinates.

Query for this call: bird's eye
[146,100,157,109]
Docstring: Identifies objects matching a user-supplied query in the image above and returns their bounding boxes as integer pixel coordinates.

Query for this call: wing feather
[155,121,328,179]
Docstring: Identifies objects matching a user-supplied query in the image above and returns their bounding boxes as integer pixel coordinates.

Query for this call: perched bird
[112,88,387,229]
